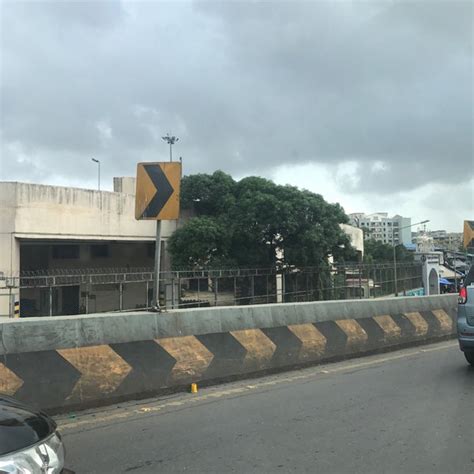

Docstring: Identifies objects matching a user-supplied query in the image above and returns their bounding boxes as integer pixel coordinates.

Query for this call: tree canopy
[363,239,414,264]
[168,171,356,269]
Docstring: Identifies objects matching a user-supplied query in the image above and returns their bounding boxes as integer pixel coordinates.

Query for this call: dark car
[458,264,474,365]
[0,395,65,473]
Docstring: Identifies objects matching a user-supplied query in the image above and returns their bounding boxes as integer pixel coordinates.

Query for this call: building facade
[339,224,364,259]
[0,178,182,317]
[421,230,463,252]
[349,213,412,246]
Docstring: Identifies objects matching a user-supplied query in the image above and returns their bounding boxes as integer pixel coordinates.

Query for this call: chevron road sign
[135,162,182,309]
[135,162,181,221]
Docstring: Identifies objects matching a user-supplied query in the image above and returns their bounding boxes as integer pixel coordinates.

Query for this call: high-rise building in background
[349,213,412,246]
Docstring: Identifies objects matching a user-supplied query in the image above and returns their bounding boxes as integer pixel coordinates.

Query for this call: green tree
[169,171,355,270]
[363,239,414,264]
[180,171,236,217]
[167,216,235,269]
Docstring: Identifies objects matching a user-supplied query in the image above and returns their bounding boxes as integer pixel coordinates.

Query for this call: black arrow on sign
[141,164,174,219]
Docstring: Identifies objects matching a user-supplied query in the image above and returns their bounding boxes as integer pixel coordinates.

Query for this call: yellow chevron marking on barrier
[230,329,276,366]
[336,319,368,347]
[57,342,458,432]
[0,363,23,395]
[157,336,214,382]
[373,315,401,340]
[405,312,429,336]
[432,309,453,333]
[288,324,327,359]
[58,346,131,401]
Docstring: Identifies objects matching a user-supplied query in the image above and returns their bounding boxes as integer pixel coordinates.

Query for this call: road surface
[57,341,474,473]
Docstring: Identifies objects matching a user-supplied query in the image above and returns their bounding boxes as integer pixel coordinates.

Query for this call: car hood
[0,395,56,456]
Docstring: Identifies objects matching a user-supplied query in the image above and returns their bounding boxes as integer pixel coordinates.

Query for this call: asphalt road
[57,341,474,474]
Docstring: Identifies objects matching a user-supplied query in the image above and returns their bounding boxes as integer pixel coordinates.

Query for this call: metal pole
[454,256,458,292]
[266,274,269,304]
[177,278,181,309]
[306,273,309,301]
[250,275,255,304]
[169,143,172,162]
[393,245,398,296]
[171,278,175,309]
[214,278,218,306]
[197,276,201,307]
[92,158,100,191]
[119,282,123,310]
[153,221,162,310]
[234,277,237,306]
[358,265,362,299]
[8,287,12,318]
[49,286,53,316]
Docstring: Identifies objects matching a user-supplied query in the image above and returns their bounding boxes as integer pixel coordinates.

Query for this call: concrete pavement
[58,341,474,473]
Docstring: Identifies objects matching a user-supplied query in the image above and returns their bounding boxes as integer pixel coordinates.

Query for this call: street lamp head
[91,158,99,163]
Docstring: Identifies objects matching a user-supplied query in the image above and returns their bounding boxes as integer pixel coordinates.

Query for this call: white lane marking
[57,341,457,432]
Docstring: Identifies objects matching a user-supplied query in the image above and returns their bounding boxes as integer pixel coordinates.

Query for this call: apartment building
[349,212,412,246]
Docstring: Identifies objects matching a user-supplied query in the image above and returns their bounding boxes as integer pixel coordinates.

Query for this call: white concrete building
[349,212,412,246]
[340,224,364,258]
[421,230,463,251]
[415,232,435,253]
[0,178,181,316]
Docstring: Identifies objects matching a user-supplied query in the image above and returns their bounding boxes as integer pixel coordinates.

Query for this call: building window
[90,244,109,258]
[52,245,80,259]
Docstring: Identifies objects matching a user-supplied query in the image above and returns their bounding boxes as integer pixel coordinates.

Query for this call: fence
[2,262,424,317]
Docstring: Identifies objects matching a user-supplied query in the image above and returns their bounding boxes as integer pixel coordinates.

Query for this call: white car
[0,395,69,473]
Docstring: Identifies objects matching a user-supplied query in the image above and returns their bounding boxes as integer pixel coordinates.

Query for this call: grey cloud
[0,0,472,195]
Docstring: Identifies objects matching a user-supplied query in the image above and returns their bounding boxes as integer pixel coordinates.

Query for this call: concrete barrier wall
[0,295,458,413]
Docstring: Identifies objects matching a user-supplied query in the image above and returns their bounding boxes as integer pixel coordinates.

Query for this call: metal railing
[2,262,424,317]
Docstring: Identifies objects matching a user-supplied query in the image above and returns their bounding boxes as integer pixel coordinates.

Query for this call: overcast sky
[1,0,472,232]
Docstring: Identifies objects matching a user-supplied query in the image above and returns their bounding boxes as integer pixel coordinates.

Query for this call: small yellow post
[14,301,20,318]
[190,383,198,394]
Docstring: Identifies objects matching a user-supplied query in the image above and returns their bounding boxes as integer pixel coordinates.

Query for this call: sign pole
[393,244,398,296]
[135,161,182,312]
[153,220,162,311]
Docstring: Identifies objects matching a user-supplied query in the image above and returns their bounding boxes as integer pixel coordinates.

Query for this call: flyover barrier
[0,294,458,413]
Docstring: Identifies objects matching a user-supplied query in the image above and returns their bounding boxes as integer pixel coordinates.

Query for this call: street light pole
[161,134,179,162]
[393,219,430,296]
[91,158,100,191]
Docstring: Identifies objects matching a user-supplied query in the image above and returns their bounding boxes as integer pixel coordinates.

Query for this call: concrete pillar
[276,274,283,303]
[0,234,20,317]
[421,253,440,296]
